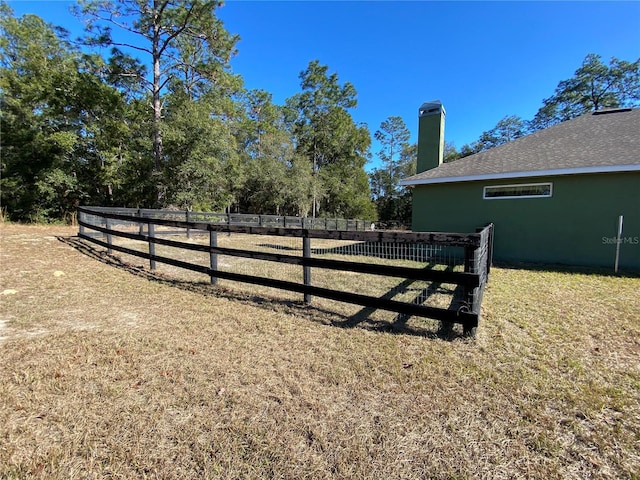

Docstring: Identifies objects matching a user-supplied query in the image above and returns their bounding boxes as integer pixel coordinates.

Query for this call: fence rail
[80,207,371,232]
[77,206,493,337]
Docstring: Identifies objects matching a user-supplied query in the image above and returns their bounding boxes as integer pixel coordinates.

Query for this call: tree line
[1,1,376,223]
[1,2,638,225]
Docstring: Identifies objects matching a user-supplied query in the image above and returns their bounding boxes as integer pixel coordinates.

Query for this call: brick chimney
[417,101,445,173]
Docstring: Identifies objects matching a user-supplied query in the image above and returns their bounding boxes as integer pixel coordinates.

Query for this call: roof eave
[399,164,640,186]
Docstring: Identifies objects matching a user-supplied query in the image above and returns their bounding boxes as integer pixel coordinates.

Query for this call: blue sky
[6,1,640,170]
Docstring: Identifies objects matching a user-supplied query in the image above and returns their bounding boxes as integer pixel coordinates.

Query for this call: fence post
[78,210,85,236]
[148,222,156,270]
[463,246,476,274]
[105,217,113,255]
[463,245,479,337]
[186,210,191,239]
[484,224,494,277]
[209,228,218,285]
[138,208,144,236]
[476,223,494,280]
[303,234,312,304]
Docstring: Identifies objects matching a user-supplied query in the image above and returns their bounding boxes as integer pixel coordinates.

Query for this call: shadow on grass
[58,236,465,341]
[493,260,640,278]
[334,268,464,340]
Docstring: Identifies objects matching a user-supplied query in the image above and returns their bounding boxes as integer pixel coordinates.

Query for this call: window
[483,182,553,200]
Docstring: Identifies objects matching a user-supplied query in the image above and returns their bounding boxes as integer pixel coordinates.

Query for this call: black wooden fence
[79,207,370,232]
[77,206,493,337]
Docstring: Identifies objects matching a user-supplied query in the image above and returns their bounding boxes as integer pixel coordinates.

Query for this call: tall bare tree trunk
[152,20,163,172]
[152,8,164,205]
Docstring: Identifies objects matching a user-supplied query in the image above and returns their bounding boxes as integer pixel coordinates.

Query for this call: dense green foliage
[530,53,640,130]
[0,4,140,221]
[0,3,376,222]
[369,117,414,227]
[284,61,376,219]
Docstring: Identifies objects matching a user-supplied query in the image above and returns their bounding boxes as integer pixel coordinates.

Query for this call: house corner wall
[410,172,640,271]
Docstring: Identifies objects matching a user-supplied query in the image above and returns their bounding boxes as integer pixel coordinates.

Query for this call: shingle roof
[400,108,640,186]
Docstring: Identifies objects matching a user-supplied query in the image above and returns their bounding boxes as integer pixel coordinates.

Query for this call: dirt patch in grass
[1,223,639,479]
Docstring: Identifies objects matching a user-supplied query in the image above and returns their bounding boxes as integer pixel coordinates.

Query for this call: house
[400,101,640,270]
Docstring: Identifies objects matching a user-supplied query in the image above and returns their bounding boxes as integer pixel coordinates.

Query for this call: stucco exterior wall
[411,172,640,270]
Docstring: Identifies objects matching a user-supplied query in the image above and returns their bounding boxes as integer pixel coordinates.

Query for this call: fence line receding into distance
[77,206,493,337]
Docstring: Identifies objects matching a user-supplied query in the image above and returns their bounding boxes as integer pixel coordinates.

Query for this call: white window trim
[483,182,553,200]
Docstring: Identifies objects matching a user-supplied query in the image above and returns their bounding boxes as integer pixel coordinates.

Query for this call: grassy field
[1,223,639,479]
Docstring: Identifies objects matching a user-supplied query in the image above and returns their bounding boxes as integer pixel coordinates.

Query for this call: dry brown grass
[1,223,639,479]
[96,227,464,325]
